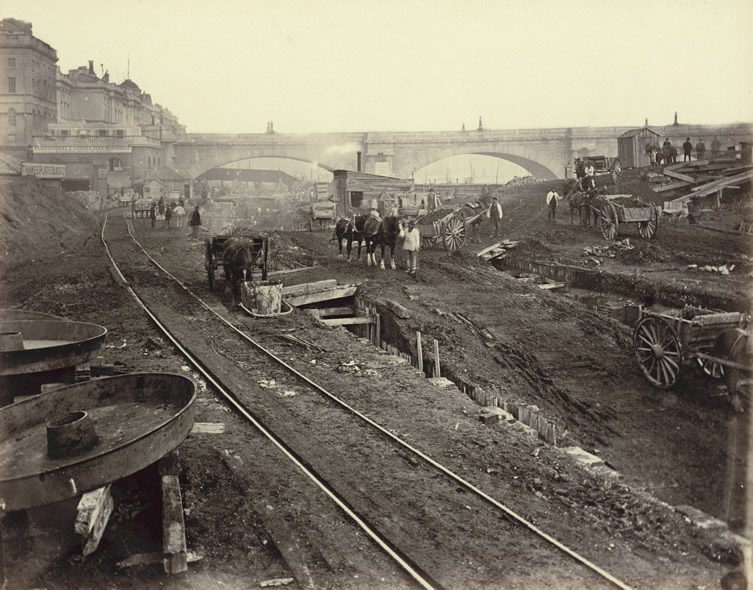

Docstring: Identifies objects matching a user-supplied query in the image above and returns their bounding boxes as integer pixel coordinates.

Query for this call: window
[116,129,124,138]
[98,129,107,136]
[8,57,15,69]
[349,191,364,208]
[8,77,16,93]
[109,157,122,171]
[8,108,15,127]
[61,129,69,137]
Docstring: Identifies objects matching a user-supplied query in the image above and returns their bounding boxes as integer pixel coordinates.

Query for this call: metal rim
[442,217,466,251]
[634,316,683,388]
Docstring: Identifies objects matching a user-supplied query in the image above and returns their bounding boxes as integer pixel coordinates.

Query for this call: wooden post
[433,339,441,378]
[160,452,188,574]
[76,485,114,557]
[374,313,381,346]
[715,189,722,209]
[416,331,423,373]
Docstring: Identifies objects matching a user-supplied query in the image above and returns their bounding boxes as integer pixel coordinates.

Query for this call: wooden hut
[618,128,661,168]
[332,170,414,215]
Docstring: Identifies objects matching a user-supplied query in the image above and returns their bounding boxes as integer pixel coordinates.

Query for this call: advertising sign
[21,163,66,179]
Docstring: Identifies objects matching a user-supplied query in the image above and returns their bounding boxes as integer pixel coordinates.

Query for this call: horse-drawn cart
[309,201,337,231]
[204,233,269,292]
[414,204,489,251]
[633,307,751,402]
[592,195,661,241]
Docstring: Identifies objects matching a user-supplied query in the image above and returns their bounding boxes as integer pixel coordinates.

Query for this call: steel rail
[116,213,635,590]
[101,212,439,590]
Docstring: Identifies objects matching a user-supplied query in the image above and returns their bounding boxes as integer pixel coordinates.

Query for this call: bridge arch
[192,156,335,181]
[405,151,558,181]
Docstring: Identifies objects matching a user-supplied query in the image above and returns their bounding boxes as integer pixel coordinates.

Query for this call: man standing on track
[402,220,420,277]
[189,205,201,238]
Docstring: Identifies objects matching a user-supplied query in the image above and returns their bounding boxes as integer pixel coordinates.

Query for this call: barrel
[241,280,283,315]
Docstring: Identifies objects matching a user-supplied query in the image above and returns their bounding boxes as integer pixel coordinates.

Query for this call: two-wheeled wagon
[633,307,751,407]
[414,205,488,251]
[592,195,661,241]
[204,233,269,292]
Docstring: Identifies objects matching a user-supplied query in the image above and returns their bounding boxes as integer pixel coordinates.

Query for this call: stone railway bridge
[171,124,753,182]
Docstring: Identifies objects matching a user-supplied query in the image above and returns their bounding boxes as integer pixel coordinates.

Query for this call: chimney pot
[88,60,94,74]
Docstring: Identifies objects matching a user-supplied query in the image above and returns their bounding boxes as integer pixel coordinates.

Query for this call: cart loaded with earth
[633,306,752,410]
[590,194,661,241]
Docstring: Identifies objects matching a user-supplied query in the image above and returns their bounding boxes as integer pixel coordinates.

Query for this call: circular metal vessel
[0,372,196,510]
[0,309,67,322]
[0,319,107,377]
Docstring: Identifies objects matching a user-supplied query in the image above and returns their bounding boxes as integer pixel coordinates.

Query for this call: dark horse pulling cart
[205,233,269,293]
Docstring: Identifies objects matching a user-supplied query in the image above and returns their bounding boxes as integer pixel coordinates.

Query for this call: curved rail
[106,211,635,590]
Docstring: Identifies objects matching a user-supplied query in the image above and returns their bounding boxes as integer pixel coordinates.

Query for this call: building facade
[0,18,58,159]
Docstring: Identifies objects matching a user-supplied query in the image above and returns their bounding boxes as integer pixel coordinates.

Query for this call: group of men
[149,197,202,236]
[647,137,722,167]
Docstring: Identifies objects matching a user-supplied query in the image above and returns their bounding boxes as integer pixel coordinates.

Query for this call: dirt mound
[617,241,672,264]
[0,177,99,271]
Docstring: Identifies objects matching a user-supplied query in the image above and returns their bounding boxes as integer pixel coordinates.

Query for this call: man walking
[683,137,693,162]
[546,188,559,222]
[189,205,201,238]
[696,139,706,161]
[487,195,504,237]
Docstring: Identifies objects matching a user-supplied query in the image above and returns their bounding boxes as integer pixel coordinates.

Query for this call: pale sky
[3,0,753,134]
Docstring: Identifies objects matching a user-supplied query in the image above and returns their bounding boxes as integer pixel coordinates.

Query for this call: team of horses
[563,177,607,228]
[334,214,404,270]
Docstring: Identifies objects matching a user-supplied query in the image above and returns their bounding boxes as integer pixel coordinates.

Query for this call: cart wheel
[205,240,215,291]
[638,220,657,239]
[633,315,683,388]
[696,357,725,379]
[600,206,617,240]
[442,217,466,251]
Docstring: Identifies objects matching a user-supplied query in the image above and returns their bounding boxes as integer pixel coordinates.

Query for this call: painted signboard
[21,163,66,179]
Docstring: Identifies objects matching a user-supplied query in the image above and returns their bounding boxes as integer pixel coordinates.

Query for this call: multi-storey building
[0,18,58,159]
[0,18,185,193]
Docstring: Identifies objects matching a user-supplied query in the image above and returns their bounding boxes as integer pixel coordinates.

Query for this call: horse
[333,215,366,262]
[222,237,263,306]
[367,216,403,269]
[362,214,383,267]
[563,178,599,227]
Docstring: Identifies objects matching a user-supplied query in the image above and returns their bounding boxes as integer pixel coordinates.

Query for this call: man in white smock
[402,220,420,277]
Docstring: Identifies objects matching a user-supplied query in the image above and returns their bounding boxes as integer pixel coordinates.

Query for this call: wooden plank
[416,331,423,373]
[160,453,188,574]
[286,286,358,307]
[652,181,690,193]
[433,339,441,378]
[476,242,502,257]
[686,171,752,198]
[267,266,318,277]
[663,169,697,183]
[282,279,338,296]
[75,484,113,557]
[321,316,375,326]
[537,282,565,290]
[314,306,355,317]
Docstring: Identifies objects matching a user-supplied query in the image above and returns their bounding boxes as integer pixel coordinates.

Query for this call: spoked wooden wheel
[634,316,683,388]
[638,220,657,239]
[600,206,617,240]
[697,357,725,379]
[442,216,466,251]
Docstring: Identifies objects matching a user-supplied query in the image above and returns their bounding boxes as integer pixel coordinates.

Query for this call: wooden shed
[332,170,414,215]
[618,128,661,168]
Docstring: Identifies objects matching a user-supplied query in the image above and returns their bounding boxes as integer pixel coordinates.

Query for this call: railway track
[101,212,634,590]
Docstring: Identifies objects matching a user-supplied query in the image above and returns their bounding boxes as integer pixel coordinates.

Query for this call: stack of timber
[476,240,519,262]
[652,159,753,210]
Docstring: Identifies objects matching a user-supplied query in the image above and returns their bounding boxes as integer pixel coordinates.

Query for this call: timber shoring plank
[286,286,358,307]
[282,279,338,296]
[160,452,188,574]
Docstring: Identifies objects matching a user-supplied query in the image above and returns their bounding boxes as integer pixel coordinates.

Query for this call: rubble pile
[505,175,539,187]
[583,239,634,260]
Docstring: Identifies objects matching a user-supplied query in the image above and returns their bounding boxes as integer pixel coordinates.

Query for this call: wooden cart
[204,233,269,292]
[309,201,337,231]
[593,195,661,241]
[633,307,751,391]
[414,208,468,251]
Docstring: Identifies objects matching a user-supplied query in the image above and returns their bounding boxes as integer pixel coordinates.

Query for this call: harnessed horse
[363,216,403,269]
[222,237,263,306]
[564,178,599,227]
[333,215,366,262]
